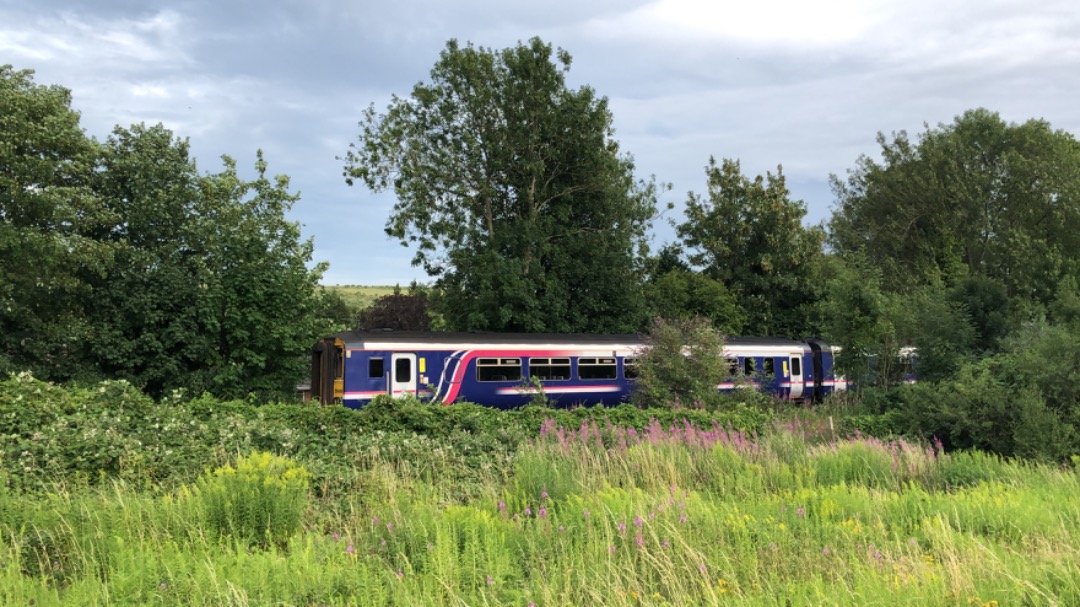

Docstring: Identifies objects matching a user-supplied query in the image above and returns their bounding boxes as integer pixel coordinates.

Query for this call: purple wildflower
[634,515,643,528]
[538,507,547,518]
[796,507,805,519]
[487,575,494,585]
[498,501,506,512]
[346,545,355,555]
[583,508,591,518]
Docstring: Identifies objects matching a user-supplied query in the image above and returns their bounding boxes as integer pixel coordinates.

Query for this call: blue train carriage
[308,331,846,407]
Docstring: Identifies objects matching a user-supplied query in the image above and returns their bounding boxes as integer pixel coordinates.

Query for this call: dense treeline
[7,35,1080,460]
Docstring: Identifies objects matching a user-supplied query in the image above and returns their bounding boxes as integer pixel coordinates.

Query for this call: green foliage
[343,38,660,333]
[844,327,1080,463]
[830,108,1080,308]
[6,380,1080,605]
[0,66,109,382]
[631,316,730,409]
[644,269,746,334]
[678,157,825,336]
[357,291,432,331]
[192,451,310,548]
[0,67,330,400]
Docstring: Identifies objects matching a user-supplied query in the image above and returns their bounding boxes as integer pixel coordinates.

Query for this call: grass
[4,416,1079,606]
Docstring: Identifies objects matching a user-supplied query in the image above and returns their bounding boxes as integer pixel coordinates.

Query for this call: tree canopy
[343,38,659,333]
[829,108,1080,305]
[677,157,824,337]
[0,66,330,399]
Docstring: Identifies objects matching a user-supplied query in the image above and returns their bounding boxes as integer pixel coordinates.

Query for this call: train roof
[332,330,812,350]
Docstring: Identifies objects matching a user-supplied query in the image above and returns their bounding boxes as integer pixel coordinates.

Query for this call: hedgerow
[0,374,776,494]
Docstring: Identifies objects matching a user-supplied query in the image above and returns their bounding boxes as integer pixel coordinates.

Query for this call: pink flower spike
[396,570,404,579]
[498,501,506,512]
[487,575,494,585]
[583,508,591,518]
[346,545,355,554]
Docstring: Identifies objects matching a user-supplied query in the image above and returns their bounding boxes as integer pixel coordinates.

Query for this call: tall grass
[3,419,1079,605]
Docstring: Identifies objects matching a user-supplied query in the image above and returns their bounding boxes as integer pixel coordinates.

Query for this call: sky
[3,0,1079,285]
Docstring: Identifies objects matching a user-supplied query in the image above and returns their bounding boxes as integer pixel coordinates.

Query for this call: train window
[578,357,617,380]
[764,358,775,376]
[529,357,571,381]
[369,358,385,379]
[726,358,738,377]
[743,358,755,375]
[477,357,522,382]
[791,357,801,376]
[623,358,639,379]
[395,357,411,383]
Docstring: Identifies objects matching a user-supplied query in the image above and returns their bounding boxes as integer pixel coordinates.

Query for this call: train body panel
[310,331,847,408]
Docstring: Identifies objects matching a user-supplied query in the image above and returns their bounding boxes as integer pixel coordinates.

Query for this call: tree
[830,109,1080,306]
[343,38,659,333]
[357,291,432,331]
[0,65,110,381]
[86,124,328,400]
[677,157,825,336]
[177,149,330,400]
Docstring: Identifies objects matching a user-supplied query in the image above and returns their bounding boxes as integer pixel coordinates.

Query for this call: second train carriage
[309,331,846,408]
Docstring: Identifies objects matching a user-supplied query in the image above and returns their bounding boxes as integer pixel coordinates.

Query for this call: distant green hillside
[323,285,398,311]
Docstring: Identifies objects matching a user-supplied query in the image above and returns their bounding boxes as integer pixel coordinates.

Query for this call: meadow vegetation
[3,374,1079,606]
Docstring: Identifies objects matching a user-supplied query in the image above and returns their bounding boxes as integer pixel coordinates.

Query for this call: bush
[192,451,310,548]
[631,316,731,409]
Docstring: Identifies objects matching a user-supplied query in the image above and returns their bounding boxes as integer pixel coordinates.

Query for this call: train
[309,330,847,408]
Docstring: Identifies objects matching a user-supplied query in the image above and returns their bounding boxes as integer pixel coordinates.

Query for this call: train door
[390,353,418,397]
[788,355,804,400]
[311,337,344,404]
[806,339,826,403]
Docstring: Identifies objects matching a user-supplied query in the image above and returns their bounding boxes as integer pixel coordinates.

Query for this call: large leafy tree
[1,66,328,398]
[830,108,1080,305]
[87,124,328,399]
[677,157,825,337]
[343,38,658,332]
[0,65,111,380]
